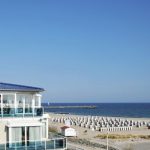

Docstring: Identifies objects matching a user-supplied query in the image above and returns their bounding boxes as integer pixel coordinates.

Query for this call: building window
[3,94,15,107]
[10,126,41,147]
[35,96,41,107]
[17,94,32,108]
[11,127,22,146]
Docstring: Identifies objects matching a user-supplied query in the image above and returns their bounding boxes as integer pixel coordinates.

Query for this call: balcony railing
[0,107,44,118]
[0,138,67,150]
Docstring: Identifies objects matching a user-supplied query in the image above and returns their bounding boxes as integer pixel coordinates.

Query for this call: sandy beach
[48,113,150,150]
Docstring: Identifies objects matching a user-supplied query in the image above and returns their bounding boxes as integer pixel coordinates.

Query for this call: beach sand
[48,113,150,150]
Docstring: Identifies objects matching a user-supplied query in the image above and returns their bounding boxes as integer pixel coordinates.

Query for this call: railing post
[42,107,44,115]
[5,141,6,150]
[107,130,109,150]
[54,139,56,150]
[25,141,27,150]
[15,142,16,150]
[65,138,67,150]
[45,140,46,150]
[35,141,37,150]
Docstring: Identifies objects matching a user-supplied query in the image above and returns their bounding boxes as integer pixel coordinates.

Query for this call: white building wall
[0,115,49,145]
[0,121,7,144]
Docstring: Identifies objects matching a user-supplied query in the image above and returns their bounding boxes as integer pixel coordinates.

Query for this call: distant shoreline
[47,112,150,120]
[43,103,150,118]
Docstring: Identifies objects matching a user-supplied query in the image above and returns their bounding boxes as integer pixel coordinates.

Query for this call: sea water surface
[42,103,150,118]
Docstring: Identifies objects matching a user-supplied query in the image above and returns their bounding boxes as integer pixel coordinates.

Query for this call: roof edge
[0,82,45,92]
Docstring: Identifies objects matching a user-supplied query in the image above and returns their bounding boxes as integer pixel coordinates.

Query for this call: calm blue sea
[42,103,150,118]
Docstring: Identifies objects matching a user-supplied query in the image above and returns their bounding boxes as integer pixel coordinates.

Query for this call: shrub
[95,134,150,140]
[49,126,58,133]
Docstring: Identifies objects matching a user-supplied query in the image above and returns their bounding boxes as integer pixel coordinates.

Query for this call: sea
[42,103,150,118]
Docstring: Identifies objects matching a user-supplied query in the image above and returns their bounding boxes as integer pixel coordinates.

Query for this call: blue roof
[0,82,44,92]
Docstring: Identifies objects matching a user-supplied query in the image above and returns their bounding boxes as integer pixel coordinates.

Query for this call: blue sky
[0,0,150,102]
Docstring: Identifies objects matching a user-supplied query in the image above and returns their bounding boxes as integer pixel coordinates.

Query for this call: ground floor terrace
[0,136,67,150]
[0,119,67,150]
[0,116,67,150]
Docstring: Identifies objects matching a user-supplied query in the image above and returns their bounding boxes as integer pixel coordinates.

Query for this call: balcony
[0,107,44,118]
[0,138,67,150]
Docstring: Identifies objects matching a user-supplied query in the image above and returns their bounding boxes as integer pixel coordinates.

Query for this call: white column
[14,93,17,114]
[40,126,42,141]
[39,95,41,107]
[23,98,25,117]
[25,127,27,147]
[65,138,67,150]
[46,119,49,138]
[0,94,2,117]
[1,94,3,118]
[9,127,12,147]
[32,95,35,117]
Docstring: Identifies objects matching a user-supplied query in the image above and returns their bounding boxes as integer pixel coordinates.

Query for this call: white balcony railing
[0,107,44,118]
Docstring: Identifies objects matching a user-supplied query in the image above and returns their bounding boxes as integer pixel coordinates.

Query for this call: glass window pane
[11,127,22,146]
[3,95,15,107]
[29,127,41,141]
[17,95,24,108]
[35,96,40,107]
[25,95,32,107]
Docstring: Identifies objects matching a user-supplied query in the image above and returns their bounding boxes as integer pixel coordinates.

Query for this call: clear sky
[0,0,150,103]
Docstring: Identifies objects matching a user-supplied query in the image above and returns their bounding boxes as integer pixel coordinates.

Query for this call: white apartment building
[0,82,66,150]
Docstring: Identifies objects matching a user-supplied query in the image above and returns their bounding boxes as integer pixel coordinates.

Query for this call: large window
[25,95,32,108]
[35,95,41,107]
[17,95,24,108]
[17,94,32,108]
[11,127,22,146]
[10,126,41,147]
[17,94,41,108]
[3,94,15,107]
[28,127,41,141]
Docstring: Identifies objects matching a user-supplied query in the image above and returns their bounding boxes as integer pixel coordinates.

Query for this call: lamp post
[106,129,109,150]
